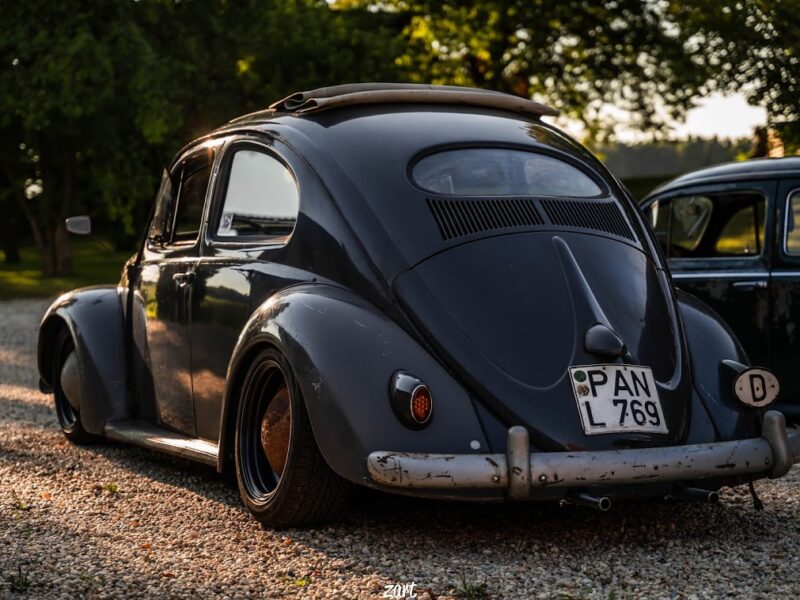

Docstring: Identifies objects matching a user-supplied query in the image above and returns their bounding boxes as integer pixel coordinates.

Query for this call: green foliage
[1,0,797,284]
[339,0,714,137]
[0,0,400,276]
[339,1,799,144]
[4,565,33,593]
[0,238,131,299]
[666,1,800,151]
[453,572,490,599]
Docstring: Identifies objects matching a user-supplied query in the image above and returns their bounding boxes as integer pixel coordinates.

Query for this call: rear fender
[38,286,127,434]
[677,289,758,440]
[219,284,490,487]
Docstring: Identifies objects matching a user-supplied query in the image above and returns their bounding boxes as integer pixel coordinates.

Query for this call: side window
[648,191,764,259]
[172,155,213,243]
[785,190,800,254]
[215,149,299,239]
[148,168,174,243]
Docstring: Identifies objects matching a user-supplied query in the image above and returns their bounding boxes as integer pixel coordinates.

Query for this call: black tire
[52,328,96,444]
[234,348,350,528]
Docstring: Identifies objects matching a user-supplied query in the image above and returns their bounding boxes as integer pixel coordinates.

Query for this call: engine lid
[394,231,692,451]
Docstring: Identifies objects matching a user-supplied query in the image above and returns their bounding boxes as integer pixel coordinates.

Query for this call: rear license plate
[569,365,668,435]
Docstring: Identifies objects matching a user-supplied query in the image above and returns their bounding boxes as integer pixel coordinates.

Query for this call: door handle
[172,271,195,287]
[732,280,768,290]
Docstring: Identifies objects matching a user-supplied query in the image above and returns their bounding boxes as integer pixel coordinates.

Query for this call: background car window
[666,196,713,252]
[172,157,213,242]
[785,191,800,254]
[412,148,602,197]
[648,191,764,258]
[216,149,299,238]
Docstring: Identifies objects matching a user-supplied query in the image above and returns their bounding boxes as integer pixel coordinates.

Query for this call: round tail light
[390,372,433,429]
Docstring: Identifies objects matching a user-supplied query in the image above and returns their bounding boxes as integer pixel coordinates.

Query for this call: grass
[453,572,490,600]
[4,565,33,593]
[0,239,131,300]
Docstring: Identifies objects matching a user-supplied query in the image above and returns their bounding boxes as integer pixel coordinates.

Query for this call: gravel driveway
[2,299,800,599]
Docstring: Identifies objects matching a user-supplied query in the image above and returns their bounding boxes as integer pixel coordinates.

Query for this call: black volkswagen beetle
[641,158,800,421]
[38,84,799,527]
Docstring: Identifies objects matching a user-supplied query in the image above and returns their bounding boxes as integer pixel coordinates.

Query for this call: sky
[555,92,767,144]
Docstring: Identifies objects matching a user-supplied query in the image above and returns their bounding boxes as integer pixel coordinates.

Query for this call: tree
[338,1,799,146]
[669,1,800,151]
[337,0,715,139]
[0,0,400,275]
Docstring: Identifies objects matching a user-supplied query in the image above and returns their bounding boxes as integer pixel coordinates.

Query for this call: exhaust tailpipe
[566,493,611,511]
[682,487,719,504]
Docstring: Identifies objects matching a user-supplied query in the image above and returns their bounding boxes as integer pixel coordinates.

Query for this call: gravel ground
[2,299,800,599]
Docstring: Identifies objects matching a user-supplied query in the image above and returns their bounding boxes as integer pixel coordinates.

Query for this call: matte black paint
[37,102,769,500]
[38,287,127,434]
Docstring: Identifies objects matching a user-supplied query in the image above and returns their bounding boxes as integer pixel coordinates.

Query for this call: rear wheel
[53,328,96,444]
[234,348,350,528]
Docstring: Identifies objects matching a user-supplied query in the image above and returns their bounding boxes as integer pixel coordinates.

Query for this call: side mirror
[65,215,91,235]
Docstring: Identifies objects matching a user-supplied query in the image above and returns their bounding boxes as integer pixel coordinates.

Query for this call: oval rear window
[412,148,603,197]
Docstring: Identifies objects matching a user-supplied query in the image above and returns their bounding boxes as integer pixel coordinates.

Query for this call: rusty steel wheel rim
[239,359,292,503]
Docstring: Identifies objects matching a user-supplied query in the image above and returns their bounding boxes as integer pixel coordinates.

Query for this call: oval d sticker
[734,368,779,408]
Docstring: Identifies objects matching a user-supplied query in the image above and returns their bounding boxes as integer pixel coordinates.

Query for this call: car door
[644,180,775,368]
[132,146,216,435]
[188,138,302,442]
[769,176,800,417]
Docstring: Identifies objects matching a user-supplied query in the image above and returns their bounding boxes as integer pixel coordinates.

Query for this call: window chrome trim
[204,135,299,249]
[782,187,800,256]
[670,271,769,279]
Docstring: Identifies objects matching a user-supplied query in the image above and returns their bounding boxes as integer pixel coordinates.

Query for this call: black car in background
[37,84,799,528]
[642,158,800,419]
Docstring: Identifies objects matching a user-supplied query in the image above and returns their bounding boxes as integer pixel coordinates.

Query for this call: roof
[229,83,559,123]
[646,157,800,199]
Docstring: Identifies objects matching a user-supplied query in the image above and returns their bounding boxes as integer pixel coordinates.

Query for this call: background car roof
[646,156,800,200]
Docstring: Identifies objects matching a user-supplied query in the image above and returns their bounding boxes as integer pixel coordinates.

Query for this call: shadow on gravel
[80,442,241,506]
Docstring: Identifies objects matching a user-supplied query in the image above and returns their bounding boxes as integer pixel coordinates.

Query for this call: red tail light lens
[410,385,433,424]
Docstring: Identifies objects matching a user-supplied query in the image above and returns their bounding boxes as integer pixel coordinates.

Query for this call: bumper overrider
[367,411,800,500]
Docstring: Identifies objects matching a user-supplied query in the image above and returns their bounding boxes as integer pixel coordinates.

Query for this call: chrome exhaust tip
[566,493,611,511]
[682,487,719,504]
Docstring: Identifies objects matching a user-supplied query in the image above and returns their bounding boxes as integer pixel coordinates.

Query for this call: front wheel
[53,328,96,444]
[234,348,350,528]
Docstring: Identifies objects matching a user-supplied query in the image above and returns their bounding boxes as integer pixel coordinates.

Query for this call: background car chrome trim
[671,271,769,279]
[731,280,768,290]
[367,410,799,495]
[782,186,800,256]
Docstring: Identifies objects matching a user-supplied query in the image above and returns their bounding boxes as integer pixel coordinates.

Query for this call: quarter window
[785,191,800,254]
[173,158,213,242]
[648,192,765,259]
[411,148,603,197]
[216,149,299,238]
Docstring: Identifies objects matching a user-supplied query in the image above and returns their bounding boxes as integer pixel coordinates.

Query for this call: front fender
[220,284,490,488]
[677,289,758,440]
[38,286,127,434]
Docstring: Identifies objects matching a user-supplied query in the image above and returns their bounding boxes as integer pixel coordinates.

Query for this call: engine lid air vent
[541,199,635,241]
[427,197,543,241]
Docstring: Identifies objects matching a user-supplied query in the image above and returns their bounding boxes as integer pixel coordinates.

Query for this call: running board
[104,420,219,467]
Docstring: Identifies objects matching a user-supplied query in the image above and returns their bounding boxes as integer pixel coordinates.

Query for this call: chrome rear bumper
[367,411,800,499]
